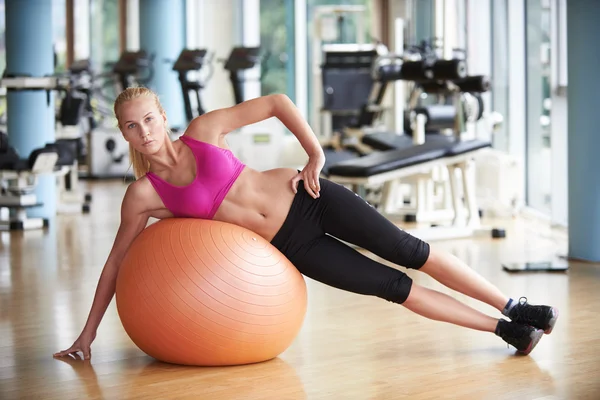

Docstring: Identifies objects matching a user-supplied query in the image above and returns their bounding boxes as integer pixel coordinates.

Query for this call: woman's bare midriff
[212,167,299,241]
[143,166,300,242]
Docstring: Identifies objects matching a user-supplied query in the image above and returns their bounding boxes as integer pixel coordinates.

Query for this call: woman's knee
[396,237,431,270]
[379,272,414,304]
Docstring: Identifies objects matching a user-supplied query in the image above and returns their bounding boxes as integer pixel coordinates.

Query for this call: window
[0,0,5,122]
[525,0,552,214]
[53,0,67,72]
[259,0,295,99]
[0,0,5,76]
[89,0,119,75]
[491,0,509,152]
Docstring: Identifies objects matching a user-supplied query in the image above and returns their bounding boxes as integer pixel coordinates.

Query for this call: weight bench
[327,138,505,241]
[0,144,61,230]
[361,131,453,152]
[328,131,458,223]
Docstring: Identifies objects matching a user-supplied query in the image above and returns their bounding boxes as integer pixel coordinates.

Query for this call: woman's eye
[146,117,153,122]
[128,123,136,129]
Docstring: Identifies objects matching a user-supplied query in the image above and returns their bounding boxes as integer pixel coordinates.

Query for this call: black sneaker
[495,319,544,355]
[506,297,559,334]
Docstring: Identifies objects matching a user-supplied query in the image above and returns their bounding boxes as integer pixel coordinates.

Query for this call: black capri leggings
[270,177,430,304]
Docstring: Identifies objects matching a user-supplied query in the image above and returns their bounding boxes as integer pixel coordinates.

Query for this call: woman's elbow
[269,93,295,115]
[267,93,287,101]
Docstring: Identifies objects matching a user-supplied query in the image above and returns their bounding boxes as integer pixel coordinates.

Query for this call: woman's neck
[147,137,181,173]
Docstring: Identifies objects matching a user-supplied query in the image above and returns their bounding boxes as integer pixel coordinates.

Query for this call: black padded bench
[326,138,496,242]
[361,131,454,152]
[329,138,490,178]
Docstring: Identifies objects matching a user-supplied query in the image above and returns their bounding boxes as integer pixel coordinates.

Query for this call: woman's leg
[291,234,543,354]
[291,235,499,332]
[403,285,499,332]
[317,179,508,310]
[419,249,509,311]
[316,178,557,334]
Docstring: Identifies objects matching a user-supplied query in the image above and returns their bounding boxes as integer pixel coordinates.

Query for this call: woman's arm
[54,184,150,359]
[82,189,149,333]
[186,94,324,158]
[186,94,325,197]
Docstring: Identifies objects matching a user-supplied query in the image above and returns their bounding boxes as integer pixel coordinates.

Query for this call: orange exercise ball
[115,218,307,366]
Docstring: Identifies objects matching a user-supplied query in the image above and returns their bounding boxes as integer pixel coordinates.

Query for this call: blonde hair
[113,87,168,179]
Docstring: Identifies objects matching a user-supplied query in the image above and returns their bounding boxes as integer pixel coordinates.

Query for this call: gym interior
[2,0,599,399]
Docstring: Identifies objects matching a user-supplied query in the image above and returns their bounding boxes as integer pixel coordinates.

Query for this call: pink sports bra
[145,135,246,219]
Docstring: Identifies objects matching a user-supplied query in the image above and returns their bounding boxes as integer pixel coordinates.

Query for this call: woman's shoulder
[182,110,230,145]
[122,177,157,210]
[125,177,154,198]
[122,177,173,220]
[178,133,230,153]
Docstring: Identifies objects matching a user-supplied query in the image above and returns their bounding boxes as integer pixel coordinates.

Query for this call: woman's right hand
[53,330,97,360]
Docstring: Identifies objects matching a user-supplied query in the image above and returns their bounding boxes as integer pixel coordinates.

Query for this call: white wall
[294,0,308,118]
[549,0,568,227]
[126,0,139,50]
[466,0,491,113]
[550,95,567,226]
[74,0,91,59]
[239,0,261,100]
[186,0,239,110]
[507,0,527,200]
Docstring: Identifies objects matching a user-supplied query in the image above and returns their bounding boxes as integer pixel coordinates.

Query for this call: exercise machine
[325,49,503,241]
[222,46,268,105]
[318,38,493,222]
[0,132,62,230]
[320,43,388,145]
[55,60,97,213]
[318,43,390,177]
[0,72,93,218]
[172,48,213,123]
[310,4,369,134]
[327,138,501,242]
[111,50,154,92]
[217,47,290,172]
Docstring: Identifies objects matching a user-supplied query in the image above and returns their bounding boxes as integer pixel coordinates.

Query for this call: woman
[54,87,557,360]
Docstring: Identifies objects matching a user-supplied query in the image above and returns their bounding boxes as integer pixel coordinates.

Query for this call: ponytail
[128,145,151,180]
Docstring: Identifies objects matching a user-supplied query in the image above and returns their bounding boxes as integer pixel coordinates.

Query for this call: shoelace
[511,297,546,324]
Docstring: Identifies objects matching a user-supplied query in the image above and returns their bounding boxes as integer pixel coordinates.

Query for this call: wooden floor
[1,179,600,400]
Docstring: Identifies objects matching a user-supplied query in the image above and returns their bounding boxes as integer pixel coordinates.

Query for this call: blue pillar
[567,0,600,262]
[5,0,56,220]
[139,0,186,129]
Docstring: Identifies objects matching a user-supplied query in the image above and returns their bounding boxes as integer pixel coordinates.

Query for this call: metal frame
[328,148,499,241]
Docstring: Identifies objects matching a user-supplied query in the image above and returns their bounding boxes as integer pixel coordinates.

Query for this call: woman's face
[118,97,167,154]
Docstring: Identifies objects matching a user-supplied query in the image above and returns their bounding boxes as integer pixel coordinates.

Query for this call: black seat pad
[328,139,491,177]
[446,138,491,156]
[362,131,453,151]
[321,148,362,176]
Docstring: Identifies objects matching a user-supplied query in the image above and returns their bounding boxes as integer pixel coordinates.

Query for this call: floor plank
[1,179,599,399]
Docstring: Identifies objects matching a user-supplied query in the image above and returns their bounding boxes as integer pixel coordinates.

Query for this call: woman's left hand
[291,153,325,199]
